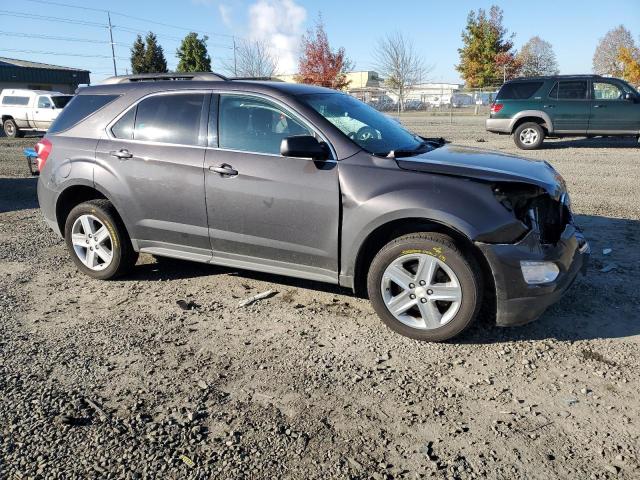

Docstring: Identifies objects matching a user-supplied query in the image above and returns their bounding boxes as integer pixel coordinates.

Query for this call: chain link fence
[349,85,503,122]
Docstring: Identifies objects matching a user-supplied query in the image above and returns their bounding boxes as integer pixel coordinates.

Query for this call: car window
[219,95,312,155]
[134,93,207,146]
[496,82,543,100]
[51,96,72,108]
[1,96,30,106]
[37,96,52,109]
[303,92,423,156]
[111,107,136,140]
[593,82,624,100]
[550,81,588,100]
[48,94,119,134]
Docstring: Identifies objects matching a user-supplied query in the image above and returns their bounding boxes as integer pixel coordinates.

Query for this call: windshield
[52,96,73,108]
[302,93,423,156]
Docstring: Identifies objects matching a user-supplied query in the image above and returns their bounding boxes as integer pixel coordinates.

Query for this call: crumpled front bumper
[476,223,589,327]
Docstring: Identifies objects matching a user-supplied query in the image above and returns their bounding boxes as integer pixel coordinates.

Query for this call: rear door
[94,91,212,260]
[204,93,340,282]
[545,80,590,133]
[588,80,640,134]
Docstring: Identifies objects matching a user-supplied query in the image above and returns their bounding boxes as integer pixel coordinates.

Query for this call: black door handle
[109,149,133,159]
[543,104,555,108]
[209,164,238,177]
[593,104,606,109]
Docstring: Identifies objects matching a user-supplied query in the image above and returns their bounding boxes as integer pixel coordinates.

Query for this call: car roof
[505,75,605,83]
[0,89,68,96]
[79,76,339,97]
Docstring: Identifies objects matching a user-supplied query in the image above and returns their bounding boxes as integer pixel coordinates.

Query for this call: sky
[1,0,639,83]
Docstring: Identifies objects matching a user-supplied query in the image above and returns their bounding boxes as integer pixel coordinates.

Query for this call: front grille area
[527,195,570,244]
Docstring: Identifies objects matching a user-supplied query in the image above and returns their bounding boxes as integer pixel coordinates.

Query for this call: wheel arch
[55,184,130,242]
[351,217,495,309]
[511,111,553,134]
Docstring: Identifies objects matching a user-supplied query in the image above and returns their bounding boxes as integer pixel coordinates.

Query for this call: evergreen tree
[176,33,212,73]
[144,32,168,74]
[456,6,517,87]
[130,34,146,74]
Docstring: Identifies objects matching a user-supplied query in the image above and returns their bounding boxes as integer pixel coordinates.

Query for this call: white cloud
[248,0,306,74]
[218,4,233,28]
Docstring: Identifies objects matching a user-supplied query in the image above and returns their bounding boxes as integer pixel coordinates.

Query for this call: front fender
[338,155,526,284]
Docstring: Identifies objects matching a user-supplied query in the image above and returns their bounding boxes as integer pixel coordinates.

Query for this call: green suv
[486,75,640,149]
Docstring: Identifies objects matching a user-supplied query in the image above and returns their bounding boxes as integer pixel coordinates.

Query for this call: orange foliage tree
[618,47,640,85]
[296,18,351,90]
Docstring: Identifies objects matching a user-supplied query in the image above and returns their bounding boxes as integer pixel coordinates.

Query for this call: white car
[0,89,73,137]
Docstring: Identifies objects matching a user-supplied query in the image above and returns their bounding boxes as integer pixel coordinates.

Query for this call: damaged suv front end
[477,178,589,326]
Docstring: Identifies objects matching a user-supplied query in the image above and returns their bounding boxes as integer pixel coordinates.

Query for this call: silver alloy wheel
[381,253,462,330]
[71,214,114,271]
[4,122,15,136]
[519,127,539,145]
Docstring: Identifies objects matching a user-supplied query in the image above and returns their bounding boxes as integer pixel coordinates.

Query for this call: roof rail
[230,76,284,82]
[100,72,228,85]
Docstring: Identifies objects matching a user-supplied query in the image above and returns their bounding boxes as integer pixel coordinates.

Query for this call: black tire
[367,232,482,342]
[3,119,22,138]
[64,199,138,280]
[514,122,545,150]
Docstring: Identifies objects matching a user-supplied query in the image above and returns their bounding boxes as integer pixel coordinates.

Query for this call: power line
[0,48,129,61]
[0,31,126,45]
[0,9,107,28]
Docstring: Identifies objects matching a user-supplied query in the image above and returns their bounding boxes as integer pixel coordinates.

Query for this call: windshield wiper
[386,140,430,158]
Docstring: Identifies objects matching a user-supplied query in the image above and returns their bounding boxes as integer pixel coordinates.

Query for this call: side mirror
[624,92,637,102]
[280,135,330,160]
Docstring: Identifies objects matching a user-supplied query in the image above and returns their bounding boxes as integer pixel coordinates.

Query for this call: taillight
[490,103,504,114]
[34,138,52,172]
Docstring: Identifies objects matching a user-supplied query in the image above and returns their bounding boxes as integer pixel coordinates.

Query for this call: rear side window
[496,82,543,100]
[111,107,136,140]
[133,93,208,146]
[2,96,30,106]
[48,94,119,134]
[549,81,588,100]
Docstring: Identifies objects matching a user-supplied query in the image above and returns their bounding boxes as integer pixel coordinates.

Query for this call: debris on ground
[238,290,276,307]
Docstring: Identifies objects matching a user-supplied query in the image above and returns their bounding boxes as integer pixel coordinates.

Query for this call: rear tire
[514,122,545,150]
[3,119,22,138]
[64,199,138,280]
[367,232,482,342]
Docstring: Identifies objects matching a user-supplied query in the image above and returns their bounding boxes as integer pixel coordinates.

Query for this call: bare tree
[593,25,638,77]
[225,39,278,78]
[517,36,559,77]
[374,32,431,112]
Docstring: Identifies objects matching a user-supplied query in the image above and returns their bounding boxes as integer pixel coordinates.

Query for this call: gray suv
[36,73,589,341]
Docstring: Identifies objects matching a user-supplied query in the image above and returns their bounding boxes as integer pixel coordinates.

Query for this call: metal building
[0,57,90,94]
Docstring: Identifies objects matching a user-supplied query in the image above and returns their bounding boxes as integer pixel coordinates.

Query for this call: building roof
[0,57,90,85]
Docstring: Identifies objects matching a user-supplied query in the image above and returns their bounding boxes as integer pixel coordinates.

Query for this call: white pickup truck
[0,89,73,137]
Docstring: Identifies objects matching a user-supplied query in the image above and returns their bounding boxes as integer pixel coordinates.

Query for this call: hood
[395,144,566,198]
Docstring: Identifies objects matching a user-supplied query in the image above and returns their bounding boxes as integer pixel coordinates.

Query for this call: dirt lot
[1,118,639,479]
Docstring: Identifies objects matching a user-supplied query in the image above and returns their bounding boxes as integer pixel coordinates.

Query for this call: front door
[94,92,212,260]
[545,80,590,133]
[34,95,57,130]
[588,80,640,134]
[204,93,340,283]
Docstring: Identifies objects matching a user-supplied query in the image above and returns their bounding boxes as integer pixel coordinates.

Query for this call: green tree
[130,34,146,74]
[176,32,211,73]
[143,32,168,73]
[456,5,517,87]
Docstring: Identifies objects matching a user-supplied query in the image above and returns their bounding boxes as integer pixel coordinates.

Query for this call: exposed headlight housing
[520,261,559,284]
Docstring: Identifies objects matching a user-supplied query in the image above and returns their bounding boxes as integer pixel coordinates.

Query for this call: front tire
[367,233,482,342]
[514,122,545,150]
[64,200,138,280]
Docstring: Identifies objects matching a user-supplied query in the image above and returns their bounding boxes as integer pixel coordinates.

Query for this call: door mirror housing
[280,135,330,160]
[623,92,637,102]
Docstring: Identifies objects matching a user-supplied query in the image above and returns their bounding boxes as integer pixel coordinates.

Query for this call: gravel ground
[1,117,639,479]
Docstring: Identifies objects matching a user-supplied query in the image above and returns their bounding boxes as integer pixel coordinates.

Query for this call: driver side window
[218,95,312,155]
[593,82,624,101]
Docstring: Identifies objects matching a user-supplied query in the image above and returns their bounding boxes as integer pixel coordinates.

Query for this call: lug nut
[420,298,427,303]
[409,294,416,299]
[419,280,426,286]
[409,283,415,289]
[427,289,433,295]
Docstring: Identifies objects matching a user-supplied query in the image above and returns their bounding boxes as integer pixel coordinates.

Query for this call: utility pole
[107,11,118,76]
[232,36,237,77]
